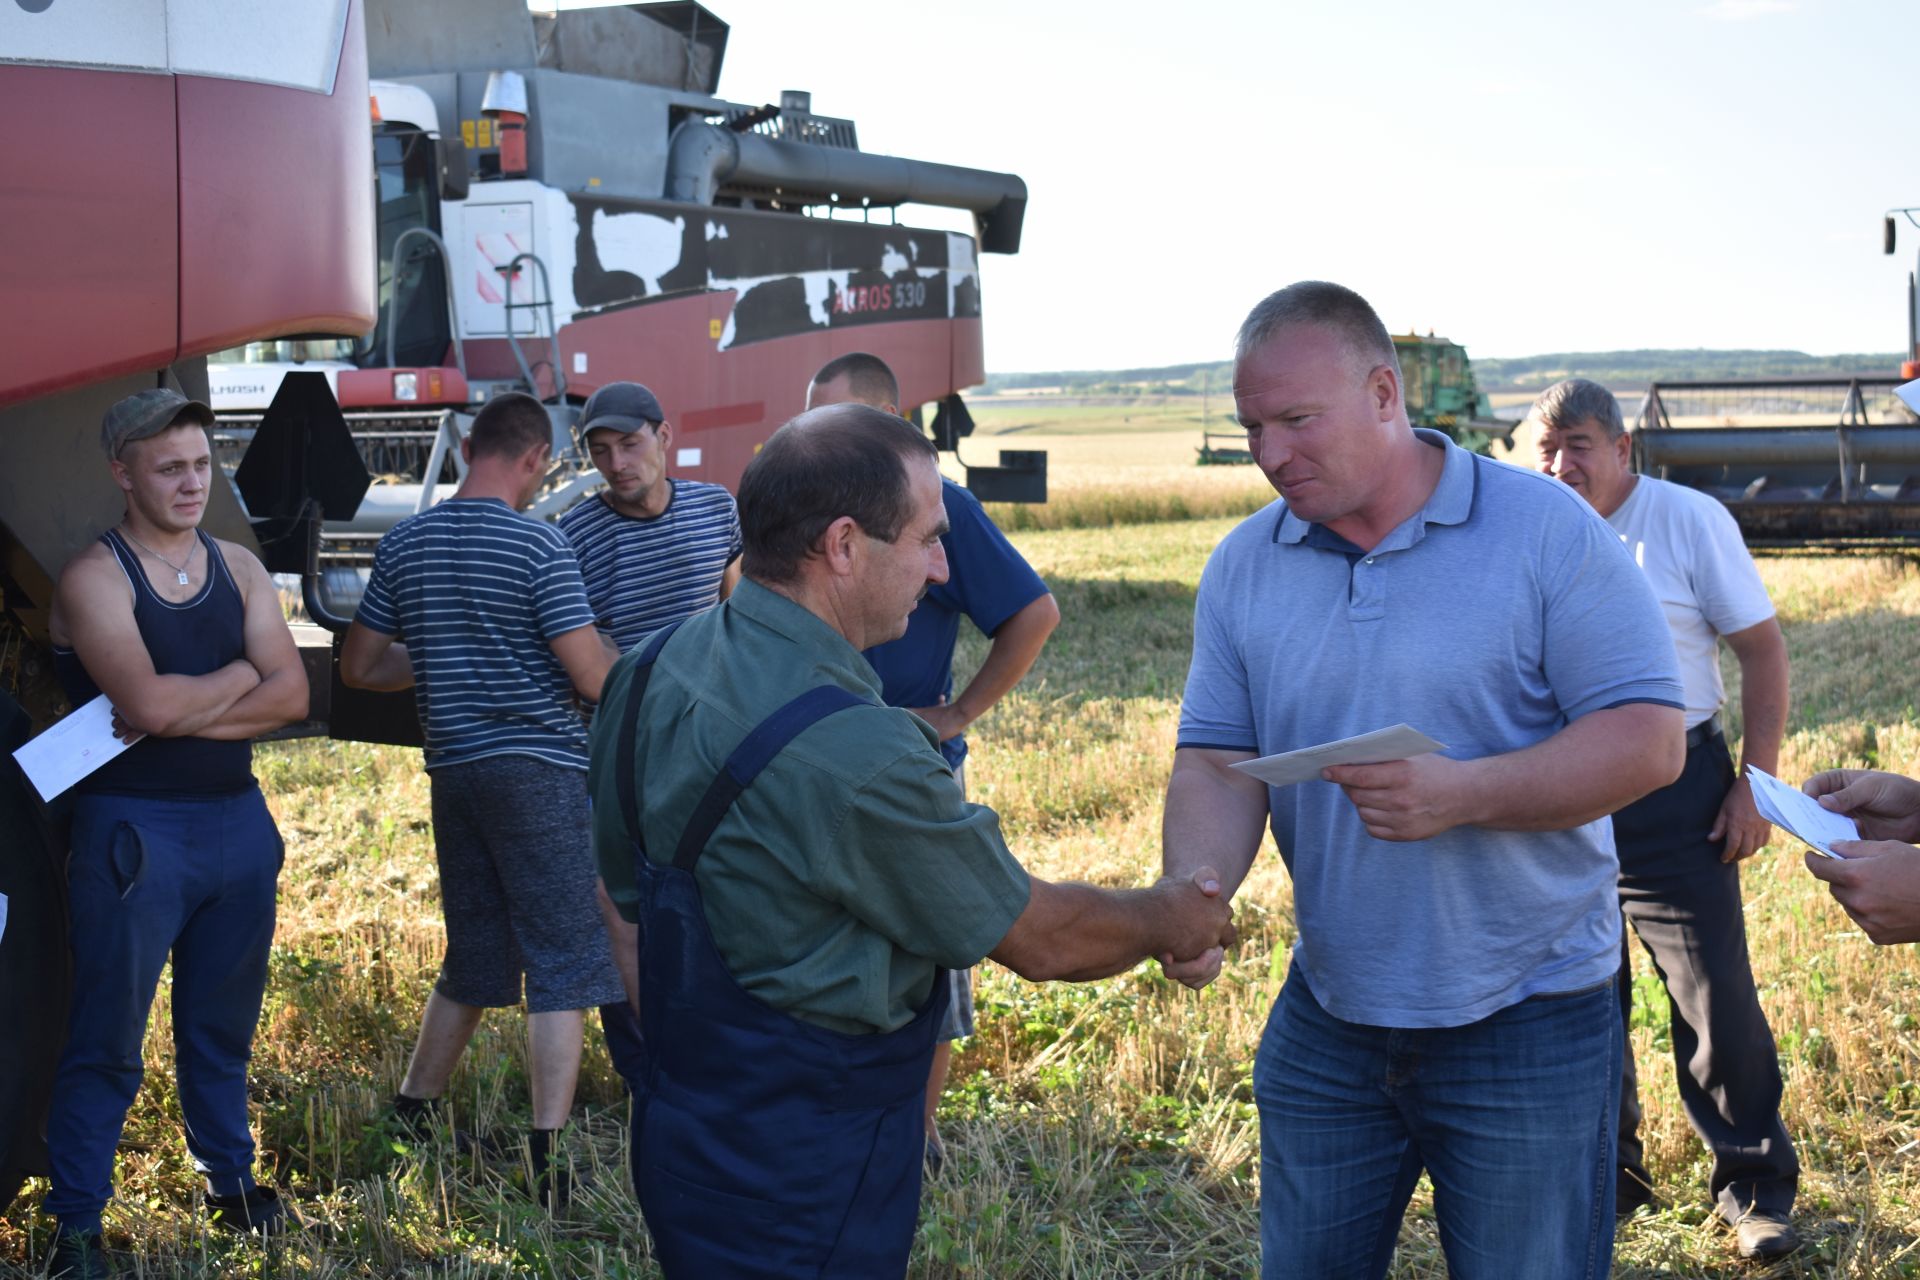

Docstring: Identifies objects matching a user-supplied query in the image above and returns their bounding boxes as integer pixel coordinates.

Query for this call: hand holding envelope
[1744,765,1857,858]
[1233,724,1465,842]
[1797,763,1920,944]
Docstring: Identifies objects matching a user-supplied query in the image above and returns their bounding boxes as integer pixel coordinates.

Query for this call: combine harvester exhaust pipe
[667,120,1028,253]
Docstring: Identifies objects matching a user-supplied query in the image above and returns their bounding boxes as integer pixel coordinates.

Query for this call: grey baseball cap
[580,381,665,434]
[101,388,215,459]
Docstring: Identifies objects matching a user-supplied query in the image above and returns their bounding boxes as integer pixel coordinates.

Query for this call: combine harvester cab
[1393,332,1514,456]
[0,0,377,1209]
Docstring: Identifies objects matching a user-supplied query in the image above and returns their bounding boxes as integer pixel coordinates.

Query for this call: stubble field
[7,403,1920,1277]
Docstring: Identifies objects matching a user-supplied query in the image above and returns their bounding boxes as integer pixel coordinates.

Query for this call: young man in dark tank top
[42,388,308,1277]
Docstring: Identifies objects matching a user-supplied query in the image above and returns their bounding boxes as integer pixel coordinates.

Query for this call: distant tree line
[1471,349,1904,392]
[983,350,1905,398]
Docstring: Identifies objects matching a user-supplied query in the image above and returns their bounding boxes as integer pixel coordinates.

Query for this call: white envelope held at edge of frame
[1745,764,1858,860]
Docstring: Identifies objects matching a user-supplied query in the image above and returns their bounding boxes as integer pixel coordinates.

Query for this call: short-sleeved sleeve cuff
[355,570,399,636]
[533,539,599,640]
[1561,685,1686,723]
[835,751,1032,971]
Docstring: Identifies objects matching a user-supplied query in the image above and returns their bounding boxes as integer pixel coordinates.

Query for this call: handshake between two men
[987,864,1238,989]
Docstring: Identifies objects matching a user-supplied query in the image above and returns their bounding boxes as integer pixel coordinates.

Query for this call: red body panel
[177,0,375,357]
[0,1,373,410]
[557,305,978,491]
[337,366,469,408]
[0,69,179,406]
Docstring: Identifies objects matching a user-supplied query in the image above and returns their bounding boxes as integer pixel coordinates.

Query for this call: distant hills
[984,350,1905,398]
[1470,350,1904,393]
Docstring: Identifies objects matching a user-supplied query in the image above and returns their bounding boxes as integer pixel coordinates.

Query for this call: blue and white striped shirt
[357,497,599,771]
[559,480,742,653]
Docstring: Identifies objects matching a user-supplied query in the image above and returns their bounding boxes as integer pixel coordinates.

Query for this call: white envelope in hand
[1745,765,1858,859]
[1232,724,1446,788]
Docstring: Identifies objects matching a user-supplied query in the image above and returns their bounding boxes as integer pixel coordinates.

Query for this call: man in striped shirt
[558,381,741,1094]
[340,392,626,1206]
[559,381,741,653]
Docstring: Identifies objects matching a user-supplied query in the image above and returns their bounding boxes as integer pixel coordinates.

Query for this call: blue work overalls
[614,623,947,1279]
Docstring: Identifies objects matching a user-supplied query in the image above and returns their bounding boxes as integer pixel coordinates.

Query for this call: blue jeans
[1254,969,1620,1280]
[44,787,281,1234]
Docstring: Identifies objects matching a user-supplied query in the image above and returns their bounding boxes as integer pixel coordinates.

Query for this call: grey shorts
[427,755,626,1014]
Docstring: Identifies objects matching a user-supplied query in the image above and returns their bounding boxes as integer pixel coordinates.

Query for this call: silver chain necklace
[120,527,197,587]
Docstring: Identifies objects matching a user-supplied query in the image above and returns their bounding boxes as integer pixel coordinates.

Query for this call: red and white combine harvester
[0,0,1031,1206]
[208,0,1038,587]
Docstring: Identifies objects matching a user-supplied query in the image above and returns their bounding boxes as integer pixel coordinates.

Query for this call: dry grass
[10,435,1920,1277]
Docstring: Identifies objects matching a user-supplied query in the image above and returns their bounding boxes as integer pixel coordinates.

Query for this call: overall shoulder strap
[670,685,868,871]
[615,620,686,843]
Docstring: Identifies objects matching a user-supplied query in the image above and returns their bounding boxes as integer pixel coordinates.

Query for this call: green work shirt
[588,580,1031,1035]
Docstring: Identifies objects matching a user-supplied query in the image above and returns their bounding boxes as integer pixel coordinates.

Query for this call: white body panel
[1,0,351,93]
[207,360,350,412]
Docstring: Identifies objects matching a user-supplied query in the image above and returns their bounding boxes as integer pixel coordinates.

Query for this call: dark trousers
[1614,731,1797,1221]
[43,788,281,1235]
[602,1001,646,1091]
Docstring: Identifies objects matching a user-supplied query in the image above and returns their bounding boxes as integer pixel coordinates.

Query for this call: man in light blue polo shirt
[1161,281,1686,1279]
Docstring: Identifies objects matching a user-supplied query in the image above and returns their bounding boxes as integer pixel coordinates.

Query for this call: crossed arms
[52,540,308,740]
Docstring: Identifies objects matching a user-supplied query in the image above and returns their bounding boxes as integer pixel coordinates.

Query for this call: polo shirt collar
[727,579,884,698]
[1274,428,1476,548]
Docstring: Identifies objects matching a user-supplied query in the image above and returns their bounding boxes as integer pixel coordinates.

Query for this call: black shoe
[1732,1210,1801,1260]
[391,1095,503,1160]
[204,1184,290,1237]
[525,1128,580,1212]
[534,1164,581,1213]
[389,1092,444,1141]
[48,1230,117,1279]
[454,1127,507,1159]
[1616,1167,1658,1217]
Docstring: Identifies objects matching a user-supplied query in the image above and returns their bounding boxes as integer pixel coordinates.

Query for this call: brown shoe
[1733,1211,1800,1260]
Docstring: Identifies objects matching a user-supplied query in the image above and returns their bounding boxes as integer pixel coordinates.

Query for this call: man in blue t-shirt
[341,392,626,1205]
[1164,282,1686,1278]
[806,353,1060,1163]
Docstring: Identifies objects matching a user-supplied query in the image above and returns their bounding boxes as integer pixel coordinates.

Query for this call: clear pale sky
[562,0,1917,371]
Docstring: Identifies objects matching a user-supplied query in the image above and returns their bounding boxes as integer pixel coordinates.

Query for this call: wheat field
[6,413,1920,1277]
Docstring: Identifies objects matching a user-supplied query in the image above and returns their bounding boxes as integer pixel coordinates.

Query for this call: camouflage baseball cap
[101,388,215,459]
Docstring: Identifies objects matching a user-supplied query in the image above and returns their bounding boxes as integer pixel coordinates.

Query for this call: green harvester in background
[1198,332,1514,463]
